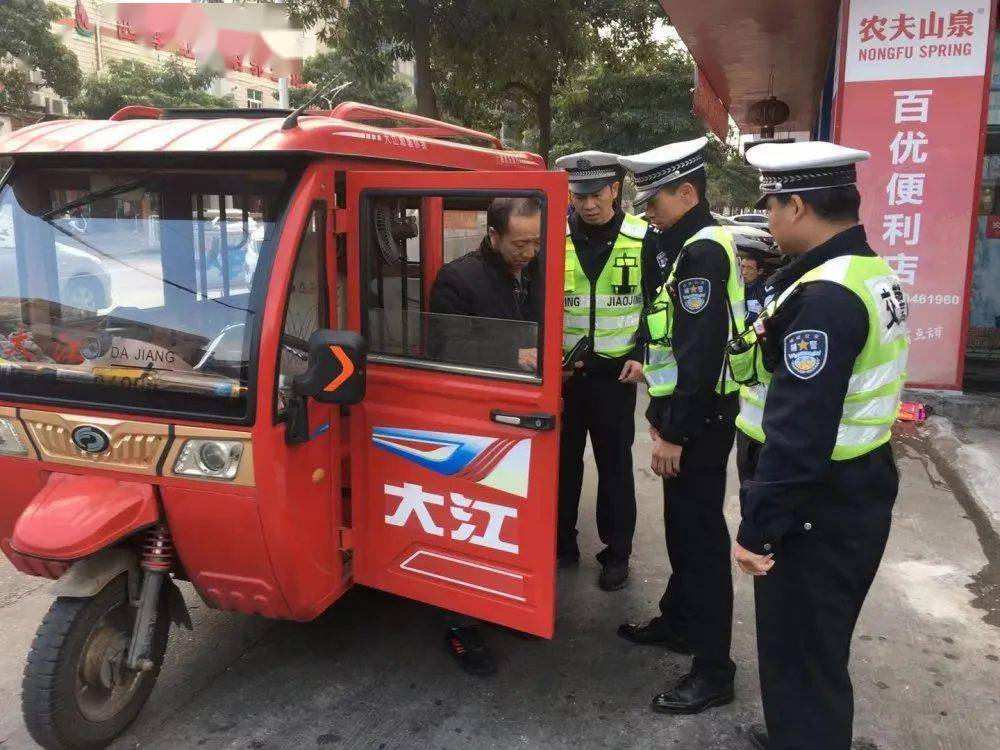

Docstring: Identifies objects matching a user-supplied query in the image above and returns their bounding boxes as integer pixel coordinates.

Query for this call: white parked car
[731,212,770,226]
[0,206,111,312]
[0,241,112,312]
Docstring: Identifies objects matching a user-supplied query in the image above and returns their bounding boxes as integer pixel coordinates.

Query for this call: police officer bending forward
[617,137,747,715]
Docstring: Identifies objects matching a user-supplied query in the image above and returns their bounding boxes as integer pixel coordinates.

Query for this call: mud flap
[51,548,142,601]
[162,575,193,631]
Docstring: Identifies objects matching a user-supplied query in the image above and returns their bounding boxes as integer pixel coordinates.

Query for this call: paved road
[0,403,998,749]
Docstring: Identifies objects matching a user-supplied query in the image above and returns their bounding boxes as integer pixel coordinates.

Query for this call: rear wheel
[22,576,169,750]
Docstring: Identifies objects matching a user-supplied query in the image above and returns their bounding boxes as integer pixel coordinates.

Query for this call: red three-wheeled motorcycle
[0,103,568,749]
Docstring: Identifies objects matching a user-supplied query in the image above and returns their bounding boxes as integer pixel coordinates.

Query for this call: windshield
[0,165,293,420]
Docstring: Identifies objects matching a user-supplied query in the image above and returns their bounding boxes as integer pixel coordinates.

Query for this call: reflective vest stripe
[647,348,676,366]
[565,312,642,331]
[594,332,640,353]
[564,330,643,351]
[836,423,891,451]
[645,366,678,389]
[738,398,764,434]
[848,349,907,395]
[841,393,900,423]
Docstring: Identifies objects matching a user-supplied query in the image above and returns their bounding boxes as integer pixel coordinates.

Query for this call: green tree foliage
[289,49,411,111]
[73,59,234,119]
[552,41,759,210]
[288,0,444,118]
[0,67,34,112]
[437,0,661,162]
[287,0,661,162]
[0,0,82,109]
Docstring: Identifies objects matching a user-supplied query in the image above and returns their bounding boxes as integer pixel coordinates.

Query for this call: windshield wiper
[41,175,153,220]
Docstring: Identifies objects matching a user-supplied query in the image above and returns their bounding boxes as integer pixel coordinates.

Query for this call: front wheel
[22,576,169,750]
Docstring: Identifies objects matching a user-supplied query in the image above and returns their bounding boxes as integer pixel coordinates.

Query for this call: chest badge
[677,278,710,314]
[612,255,638,295]
[784,330,828,380]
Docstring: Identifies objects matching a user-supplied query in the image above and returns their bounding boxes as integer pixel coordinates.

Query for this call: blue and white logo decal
[372,427,531,498]
[677,278,710,314]
[784,330,828,380]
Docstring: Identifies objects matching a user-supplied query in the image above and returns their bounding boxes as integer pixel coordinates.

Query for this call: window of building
[247,89,263,109]
[364,194,544,380]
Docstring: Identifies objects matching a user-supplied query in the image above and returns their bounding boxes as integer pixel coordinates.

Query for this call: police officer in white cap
[732,142,909,750]
[553,150,647,591]
[616,137,747,714]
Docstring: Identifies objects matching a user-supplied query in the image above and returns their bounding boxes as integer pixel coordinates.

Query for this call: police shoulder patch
[677,277,710,314]
[784,329,828,380]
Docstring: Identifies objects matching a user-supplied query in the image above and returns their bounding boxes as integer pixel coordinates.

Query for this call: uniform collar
[767,224,873,291]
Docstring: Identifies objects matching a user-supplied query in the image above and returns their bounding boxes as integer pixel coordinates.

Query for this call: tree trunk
[536,77,553,166]
[408,0,440,119]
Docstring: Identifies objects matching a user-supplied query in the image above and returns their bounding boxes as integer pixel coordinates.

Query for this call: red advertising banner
[693,67,730,142]
[836,0,994,388]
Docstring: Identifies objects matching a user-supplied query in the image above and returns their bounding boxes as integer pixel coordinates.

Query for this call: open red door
[345,170,567,637]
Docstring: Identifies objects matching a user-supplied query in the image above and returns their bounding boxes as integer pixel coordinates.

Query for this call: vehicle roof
[0,112,545,173]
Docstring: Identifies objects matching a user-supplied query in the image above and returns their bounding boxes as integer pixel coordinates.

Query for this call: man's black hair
[660,166,707,202]
[774,185,861,223]
[487,197,542,235]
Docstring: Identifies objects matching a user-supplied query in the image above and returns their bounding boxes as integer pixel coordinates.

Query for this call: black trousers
[738,436,898,750]
[557,372,637,561]
[652,393,738,680]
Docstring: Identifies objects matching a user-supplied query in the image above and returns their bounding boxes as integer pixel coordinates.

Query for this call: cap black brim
[569,177,617,195]
[754,194,770,210]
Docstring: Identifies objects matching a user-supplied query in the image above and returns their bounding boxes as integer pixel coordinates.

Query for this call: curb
[904,388,1000,430]
[919,416,1000,536]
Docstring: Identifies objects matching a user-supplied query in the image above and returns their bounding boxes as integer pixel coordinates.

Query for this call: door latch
[490,410,555,431]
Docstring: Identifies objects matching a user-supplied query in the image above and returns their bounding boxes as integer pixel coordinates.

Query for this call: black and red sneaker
[445,625,497,676]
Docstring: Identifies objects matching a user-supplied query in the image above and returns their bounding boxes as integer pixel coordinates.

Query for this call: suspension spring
[141,523,174,573]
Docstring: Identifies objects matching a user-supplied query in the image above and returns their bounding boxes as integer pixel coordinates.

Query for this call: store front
[662,0,998,392]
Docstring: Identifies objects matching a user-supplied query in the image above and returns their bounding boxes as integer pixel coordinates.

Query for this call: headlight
[173,439,243,480]
[0,418,28,456]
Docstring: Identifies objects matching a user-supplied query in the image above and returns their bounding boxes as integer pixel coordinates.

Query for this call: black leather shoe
[748,723,769,749]
[650,671,734,714]
[617,621,692,654]
[599,559,629,590]
[595,546,613,566]
[445,626,496,676]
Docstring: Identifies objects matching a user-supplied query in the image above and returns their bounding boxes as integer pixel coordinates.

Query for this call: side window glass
[365,193,544,379]
[276,204,327,415]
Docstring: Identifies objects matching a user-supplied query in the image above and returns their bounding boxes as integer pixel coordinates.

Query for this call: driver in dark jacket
[429,197,542,372]
[427,196,542,676]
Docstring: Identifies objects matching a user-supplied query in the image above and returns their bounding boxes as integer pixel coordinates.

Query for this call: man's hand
[517,348,538,372]
[650,433,683,478]
[733,542,775,576]
[619,359,644,384]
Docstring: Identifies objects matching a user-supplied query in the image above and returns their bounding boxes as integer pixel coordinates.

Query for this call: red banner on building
[836,0,994,388]
[693,67,730,142]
